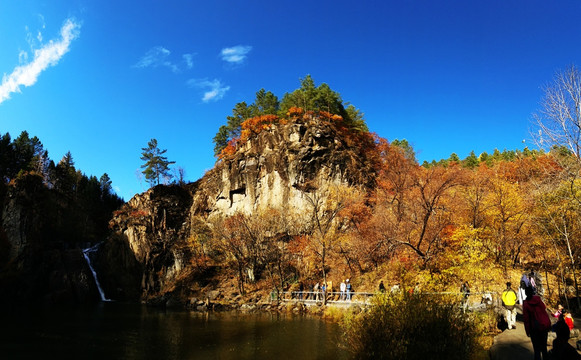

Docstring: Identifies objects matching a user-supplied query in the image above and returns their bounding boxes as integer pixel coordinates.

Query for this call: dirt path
[489,309,581,360]
[489,320,534,360]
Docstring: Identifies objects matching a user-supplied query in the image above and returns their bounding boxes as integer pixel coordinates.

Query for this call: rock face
[191,116,376,217]
[104,115,378,303]
[104,185,193,300]
[0,175,101,307]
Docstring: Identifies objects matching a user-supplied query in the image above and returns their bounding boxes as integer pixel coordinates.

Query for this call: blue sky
[1,1,581,200]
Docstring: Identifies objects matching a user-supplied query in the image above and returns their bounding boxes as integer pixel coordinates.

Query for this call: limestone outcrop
[103,114,379,303]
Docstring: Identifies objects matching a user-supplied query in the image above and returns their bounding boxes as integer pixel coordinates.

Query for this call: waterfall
[82,243,111,302]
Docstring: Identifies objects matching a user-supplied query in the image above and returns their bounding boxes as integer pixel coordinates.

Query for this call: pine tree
[99,173,113,197]
[140,139,175,187]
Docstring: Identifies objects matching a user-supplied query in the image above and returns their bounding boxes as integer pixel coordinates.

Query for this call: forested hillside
[0,131,123,305]
[103,73,581,310]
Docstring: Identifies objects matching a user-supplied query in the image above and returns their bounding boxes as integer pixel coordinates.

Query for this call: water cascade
[82,243,111,301]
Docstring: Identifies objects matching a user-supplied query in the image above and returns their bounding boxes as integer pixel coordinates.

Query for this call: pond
[0,302,348,360]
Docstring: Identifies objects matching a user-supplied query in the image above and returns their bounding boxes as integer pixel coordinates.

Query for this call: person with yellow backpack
[502,282,518,330]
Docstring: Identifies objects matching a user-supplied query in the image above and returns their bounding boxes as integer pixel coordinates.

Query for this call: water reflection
[0,302,347,360]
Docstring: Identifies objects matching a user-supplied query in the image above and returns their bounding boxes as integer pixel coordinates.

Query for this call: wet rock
[206,290,220,301]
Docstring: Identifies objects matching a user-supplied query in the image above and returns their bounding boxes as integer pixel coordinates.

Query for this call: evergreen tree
[212,76,368,156]
[213,125,230,157]
[462,151,479,169]
[54,151,77,195]
[251,88,279,116]
[99,173,113,197]
[0,133,13,182]
[479,151,493,167]
[391,139,417,163]
[226,101,253,139]
[12,131,44,177]
[279,75,318,113]
[140,138,175,187]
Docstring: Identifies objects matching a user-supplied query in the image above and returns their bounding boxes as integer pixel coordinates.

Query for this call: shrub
[342,292,478,360]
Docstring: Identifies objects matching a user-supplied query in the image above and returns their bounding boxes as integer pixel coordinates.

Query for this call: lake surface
[0,302,348,360]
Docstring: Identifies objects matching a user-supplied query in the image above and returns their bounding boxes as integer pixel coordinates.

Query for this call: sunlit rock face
[106,115,378,302]
[192,116,367,217]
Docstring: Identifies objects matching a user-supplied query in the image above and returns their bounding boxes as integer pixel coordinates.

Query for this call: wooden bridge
[278,290,503,310]
[278,291,375,306]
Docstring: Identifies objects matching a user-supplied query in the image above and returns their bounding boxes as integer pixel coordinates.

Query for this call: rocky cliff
[0,175,101,307]
[103,114,379,304]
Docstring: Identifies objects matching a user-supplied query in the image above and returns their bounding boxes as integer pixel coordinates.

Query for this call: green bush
[342,292,478,360]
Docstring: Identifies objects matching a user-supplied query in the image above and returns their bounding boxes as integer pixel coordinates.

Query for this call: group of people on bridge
[291,279,354,302]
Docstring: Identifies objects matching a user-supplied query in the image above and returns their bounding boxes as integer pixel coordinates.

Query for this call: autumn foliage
[206,81,581,306]
[207,129,581,306]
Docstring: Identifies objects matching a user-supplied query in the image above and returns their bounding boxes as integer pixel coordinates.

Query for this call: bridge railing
[277,290,502,310]
[279,291,376,304]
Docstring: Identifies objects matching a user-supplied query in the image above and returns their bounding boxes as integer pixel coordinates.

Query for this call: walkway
[489,319,534,360]
[279,291,374,306]
[489,306,581,360]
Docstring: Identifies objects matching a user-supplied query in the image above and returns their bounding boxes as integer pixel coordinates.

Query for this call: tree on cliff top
[213,91,279,156]
[212,76,368,156]
[279,75,367,132]
[140,138,175,187]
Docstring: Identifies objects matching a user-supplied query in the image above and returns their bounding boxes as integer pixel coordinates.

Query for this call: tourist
[313,282,320,301]
[460,281,470,313]
[529,271,538,293]
[564,310,575,331]
[501,282,517,330]
[550,317,581,359]
[378,280,386,293]
[340,280,347,300]
[519,272,530,305]
[523,286,551,360]
[553,304,564,319]
[346,279,352,301]
[298,282,304,300]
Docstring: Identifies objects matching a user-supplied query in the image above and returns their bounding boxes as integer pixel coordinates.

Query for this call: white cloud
[183,54,194,69]
[134,47,196,73]
[18,50,28,64]
[134,46,179,73]
[188,78,230,102]
[220,45,252,64]
[0,18,81,105]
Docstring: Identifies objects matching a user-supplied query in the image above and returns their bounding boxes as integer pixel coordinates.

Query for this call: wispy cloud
[0,18,81,105]
[134,46,195,73]
[187,78,230,102]
[183,54,194,69]
[134,46,178,73]
[220,45,252,64]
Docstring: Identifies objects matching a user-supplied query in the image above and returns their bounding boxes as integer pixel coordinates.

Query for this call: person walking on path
[550,317,581,359]
[552,304,564,319]
[378,280,386,293]
[519,272,531,305]
[313,282,320,301]
[461,281,470,313]
[340,280,347,300]
[502,282,518,330]
[523,286,551,360]
[345,279,352,301]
